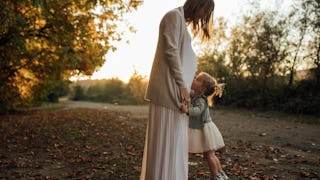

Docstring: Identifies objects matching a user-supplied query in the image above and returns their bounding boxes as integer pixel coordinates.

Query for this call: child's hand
[180,104,188,113]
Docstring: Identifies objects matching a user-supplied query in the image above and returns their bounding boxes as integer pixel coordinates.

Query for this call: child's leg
[212,153,222,172]
[203,150,221,176]
[204,150,229,179]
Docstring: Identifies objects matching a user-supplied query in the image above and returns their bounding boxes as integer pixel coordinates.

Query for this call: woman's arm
[161,11,185,89]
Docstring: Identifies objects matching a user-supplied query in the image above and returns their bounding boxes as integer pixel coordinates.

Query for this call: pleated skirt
[140,103,188,180]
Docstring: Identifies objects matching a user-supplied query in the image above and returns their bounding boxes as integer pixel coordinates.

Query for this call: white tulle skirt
[140,103,188,180]
[188,121,225,153]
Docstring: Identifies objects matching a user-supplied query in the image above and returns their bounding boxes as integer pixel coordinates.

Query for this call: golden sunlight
[81,0,293,82]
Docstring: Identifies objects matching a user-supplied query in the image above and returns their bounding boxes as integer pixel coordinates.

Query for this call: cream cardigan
[145,6,191,111]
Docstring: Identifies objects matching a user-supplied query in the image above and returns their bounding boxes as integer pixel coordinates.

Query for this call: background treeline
[196,1,320,115]
[70,71,148,105]
[1,0,319,116]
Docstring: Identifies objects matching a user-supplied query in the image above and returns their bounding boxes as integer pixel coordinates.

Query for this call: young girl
[181,72,229,180]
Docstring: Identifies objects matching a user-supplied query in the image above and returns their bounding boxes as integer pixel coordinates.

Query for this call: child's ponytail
[207,83,226,107]
[198,72,226,107]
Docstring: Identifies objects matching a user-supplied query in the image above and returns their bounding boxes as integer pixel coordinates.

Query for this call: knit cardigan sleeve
[160,10,186,88]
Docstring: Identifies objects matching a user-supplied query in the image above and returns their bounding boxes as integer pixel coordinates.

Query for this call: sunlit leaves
[0,0,142,113]
[129,0,143,9]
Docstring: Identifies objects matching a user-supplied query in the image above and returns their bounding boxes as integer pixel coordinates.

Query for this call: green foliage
[73,78,130,104]
[195,2,319,115]
[98,78,130,104]
[86,85,104,101]
[234,11,288,86]
[127,70,148,105]
[70,71,148,105]
[72,85,85,101]
[214,76,320,115]
[198,52,228,81]
[0,0,142,113]
[45,80,70,102]
[280,80,320,114]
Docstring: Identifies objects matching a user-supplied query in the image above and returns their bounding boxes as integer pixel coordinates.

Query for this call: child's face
[191,75,205,93]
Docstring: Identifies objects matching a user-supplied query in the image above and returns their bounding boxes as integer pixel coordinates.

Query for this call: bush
[281,97,320,114]
[219,78,320,115]
[127,71,148,105]
[279,80,320,114]
[46,80,70,103]
[72,86,85,101]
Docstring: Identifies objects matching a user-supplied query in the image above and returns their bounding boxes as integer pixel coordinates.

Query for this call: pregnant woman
[140,0,215,179]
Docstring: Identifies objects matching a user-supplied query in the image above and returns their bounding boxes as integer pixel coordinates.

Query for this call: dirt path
[61,100,320,154]
[60,100,320,178]
[1,99,319,179]
[60,99,148,119]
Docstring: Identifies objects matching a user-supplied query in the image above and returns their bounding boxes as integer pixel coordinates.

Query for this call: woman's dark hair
[183,0,215,42]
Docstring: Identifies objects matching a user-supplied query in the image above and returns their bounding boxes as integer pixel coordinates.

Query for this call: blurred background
[1,0,319,116]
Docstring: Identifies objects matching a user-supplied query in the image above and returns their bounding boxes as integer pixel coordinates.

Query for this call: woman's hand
[180,104,188,113]
[180,87,191,107]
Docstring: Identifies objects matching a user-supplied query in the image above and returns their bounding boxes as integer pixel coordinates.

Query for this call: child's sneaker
[211,173,224,180]
[220,171,229,180]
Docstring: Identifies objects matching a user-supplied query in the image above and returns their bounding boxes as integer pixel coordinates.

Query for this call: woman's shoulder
[166,6,182,15]
[162,7,183,21]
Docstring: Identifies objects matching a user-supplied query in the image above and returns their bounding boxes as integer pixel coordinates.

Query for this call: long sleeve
[161,11,186,88]
[188,98,206,117]
[144,7,191,111]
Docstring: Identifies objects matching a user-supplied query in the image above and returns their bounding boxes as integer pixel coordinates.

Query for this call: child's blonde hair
[198,72,225,107]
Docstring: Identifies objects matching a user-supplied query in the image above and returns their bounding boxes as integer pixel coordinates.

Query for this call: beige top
[145,6,196,111]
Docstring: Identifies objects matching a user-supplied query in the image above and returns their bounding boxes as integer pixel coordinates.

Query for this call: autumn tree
[197,17,229,80]
[0,0,142,113]
[301,0,320,85]
[236,11,289,87]
[285,3,308,86]
[228,25,251,79]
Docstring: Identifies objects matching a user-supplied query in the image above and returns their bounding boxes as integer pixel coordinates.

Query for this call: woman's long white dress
[140,29,196,180]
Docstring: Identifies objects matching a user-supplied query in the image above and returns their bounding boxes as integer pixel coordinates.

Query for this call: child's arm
[181,98,205,116]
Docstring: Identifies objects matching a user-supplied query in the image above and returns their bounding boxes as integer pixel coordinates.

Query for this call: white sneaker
[210,173,224,180]
[215,173,225,180]
[220,171,230,180]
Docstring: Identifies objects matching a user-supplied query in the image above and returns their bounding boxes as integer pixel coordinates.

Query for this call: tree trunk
[288,9,308,86]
